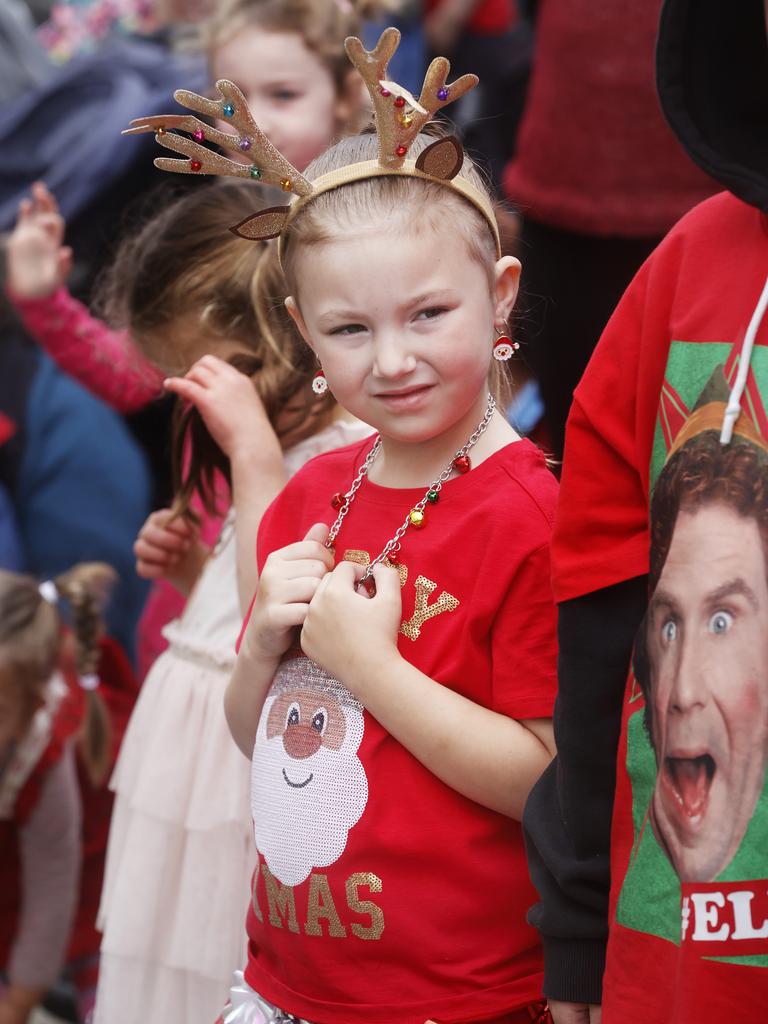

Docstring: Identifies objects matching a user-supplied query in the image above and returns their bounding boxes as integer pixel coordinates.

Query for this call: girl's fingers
[370,561,401,596]
[185,361,217,384]
[149,510,195,538]
[304,522,330,546]
[163,376,206,403]
[16,197,33,221]
[134,535,183,563]
[193,353,228,371]
[275,558,333,580]
[271,603,311,629]
[32,180,56,213]
[331,560,362,584]
[57,247,73,279]
[135,546,176,567]
[269,538,335,569]
[139,525,191,553]
[136,561,169,581]
[275,577,324,604]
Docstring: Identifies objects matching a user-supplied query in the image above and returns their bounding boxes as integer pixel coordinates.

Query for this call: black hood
[657,0,768,211]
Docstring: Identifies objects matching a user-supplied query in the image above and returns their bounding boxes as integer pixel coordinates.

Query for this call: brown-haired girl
[4,0,379,676]
[91,181,372,1024]
[0,562,117,1024]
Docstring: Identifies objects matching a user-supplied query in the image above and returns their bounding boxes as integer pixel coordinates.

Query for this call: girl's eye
[329,323,366,336]
[661,619,678,644]
[708,610,733,635]
[416,306,448,320]
[272,89,302,102]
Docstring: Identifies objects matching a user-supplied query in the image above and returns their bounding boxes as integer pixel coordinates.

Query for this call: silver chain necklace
[326,393,497,591]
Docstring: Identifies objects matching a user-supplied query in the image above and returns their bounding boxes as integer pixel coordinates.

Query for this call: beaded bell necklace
[326,394,497,592]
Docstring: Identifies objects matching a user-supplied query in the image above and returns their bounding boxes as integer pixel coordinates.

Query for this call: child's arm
[2,745,81,1024]
[4,183,163,414]
[164,355,289,613]
[300,560,555,819]
[225,524,335,756]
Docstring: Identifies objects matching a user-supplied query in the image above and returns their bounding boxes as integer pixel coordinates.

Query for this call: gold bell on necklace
[409,508,426,529]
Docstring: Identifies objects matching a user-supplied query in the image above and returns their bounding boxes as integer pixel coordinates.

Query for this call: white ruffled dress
[93,420,372,1024]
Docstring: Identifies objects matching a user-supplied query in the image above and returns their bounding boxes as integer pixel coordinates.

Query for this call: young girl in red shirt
[132,27,558,1021]
[139,28,559,1023]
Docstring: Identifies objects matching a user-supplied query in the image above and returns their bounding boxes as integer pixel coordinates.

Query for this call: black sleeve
[522,575,648,1004]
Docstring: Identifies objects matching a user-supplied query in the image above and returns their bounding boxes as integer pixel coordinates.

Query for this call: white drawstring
[720,273,768,445]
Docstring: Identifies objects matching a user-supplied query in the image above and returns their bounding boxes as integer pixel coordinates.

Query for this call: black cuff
[542,936,606,1004]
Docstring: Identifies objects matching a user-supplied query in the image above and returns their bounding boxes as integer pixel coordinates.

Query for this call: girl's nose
[373,337,417,379]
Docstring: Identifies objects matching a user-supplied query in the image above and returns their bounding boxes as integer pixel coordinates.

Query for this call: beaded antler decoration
[123,28,499,250]
[344,27,477,170]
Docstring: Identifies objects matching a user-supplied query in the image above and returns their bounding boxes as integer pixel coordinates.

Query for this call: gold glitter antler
[345,28,478,170]
[123,79,312,198]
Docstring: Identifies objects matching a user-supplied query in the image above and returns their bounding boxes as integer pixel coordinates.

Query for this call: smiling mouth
[375,385,433,399]
[282,768,314,789]
[663,754,716,818]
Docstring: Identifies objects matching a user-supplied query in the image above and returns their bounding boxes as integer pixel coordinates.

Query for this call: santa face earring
[312,368,329,395]
[492,325,520,362]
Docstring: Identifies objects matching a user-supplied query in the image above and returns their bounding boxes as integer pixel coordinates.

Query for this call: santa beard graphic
[251,656,368,886]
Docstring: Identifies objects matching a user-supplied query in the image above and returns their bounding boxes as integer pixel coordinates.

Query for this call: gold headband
[123,28,501,257]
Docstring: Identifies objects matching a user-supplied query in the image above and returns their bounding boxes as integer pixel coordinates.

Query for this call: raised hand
[164,354,282,468]
[6,182,73,299]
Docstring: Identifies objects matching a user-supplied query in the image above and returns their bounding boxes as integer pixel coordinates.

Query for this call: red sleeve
[7,286,163,414]
[492,541,558,719]
[552,237,679,603]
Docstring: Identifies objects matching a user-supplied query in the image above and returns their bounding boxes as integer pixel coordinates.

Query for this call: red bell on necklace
[453,455,471,474]
[330,492,345,510]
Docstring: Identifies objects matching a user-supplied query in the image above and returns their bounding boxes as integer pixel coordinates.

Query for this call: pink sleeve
[9,744,82,990]
[7,286,164,413]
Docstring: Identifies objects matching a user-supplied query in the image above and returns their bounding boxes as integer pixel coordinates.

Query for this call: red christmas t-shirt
[553,191,768,1021]
[243,437,558,1024]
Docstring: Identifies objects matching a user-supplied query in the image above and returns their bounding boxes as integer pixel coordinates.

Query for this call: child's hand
[5,182,73,299]
[134,509,209,595]
[164,355,282,468]
[244,523,334,661]
[300,561,403,689]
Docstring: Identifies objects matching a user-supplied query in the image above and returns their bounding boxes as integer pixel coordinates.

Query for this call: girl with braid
[0,561,131,1024]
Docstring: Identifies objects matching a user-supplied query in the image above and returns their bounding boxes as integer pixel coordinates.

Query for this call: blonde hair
[0,563,116,785]
[278,129,513,403]
[205,0,395,91]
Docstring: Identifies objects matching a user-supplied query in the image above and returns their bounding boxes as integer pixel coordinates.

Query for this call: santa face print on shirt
[251,655,368,887]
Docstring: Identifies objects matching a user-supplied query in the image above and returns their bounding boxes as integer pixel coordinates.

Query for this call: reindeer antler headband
[123,27,501,257]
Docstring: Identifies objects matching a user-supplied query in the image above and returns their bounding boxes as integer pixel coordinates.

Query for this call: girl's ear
[284,296,315,351]
[493,256,522,324]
